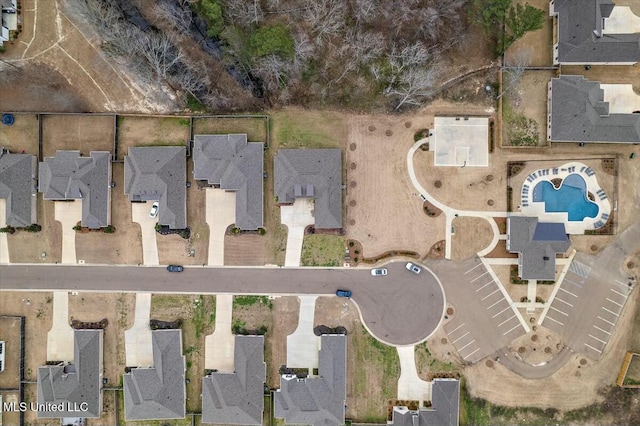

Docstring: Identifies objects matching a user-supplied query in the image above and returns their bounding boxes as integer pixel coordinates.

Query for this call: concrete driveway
[124,293,153,367]
[0,199,9,264]
[281,199,314,267]
[131,202,159,266]
[397,346,431,403]
[47,291,75,362]
[206,188,236,266]
[55,201,82,264]
[286,295,320,369]
[205,294,235,371]
[602,84,640,114]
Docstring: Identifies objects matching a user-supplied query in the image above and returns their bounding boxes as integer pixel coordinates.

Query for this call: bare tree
[224,0,264,28]
[304,0,347,46]
[498,47,532,99]
[386,66,438,110]
[353,0,379,24]
[154,0,194,33]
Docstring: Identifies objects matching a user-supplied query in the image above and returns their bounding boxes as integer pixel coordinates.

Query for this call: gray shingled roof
[274,334,346,426]
[549,76,640,143]
[553,0,640,64]
[389,379,460,426]
[123,330,186,421]
[38,151,111,229]
[193,134,264,230]
[37,330,103,418]
[0,148,37,227]
[274,149,342,229]
[124,146,186,229]
[202,335,266,425]
[508,217,570,280]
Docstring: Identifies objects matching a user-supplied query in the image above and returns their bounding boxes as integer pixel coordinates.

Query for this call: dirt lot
[117,116,189,160]
[266,296,300,388]
[504,0,553,67]
[192,117,268,143]
[0,114,39,153]
[0,317,22,389]
[41,114,114,157]
[224,233,268,266]
[450,217,494,261]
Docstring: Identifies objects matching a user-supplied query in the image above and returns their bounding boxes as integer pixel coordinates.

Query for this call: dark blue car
[336,289,352,298]
[167,265,184,272]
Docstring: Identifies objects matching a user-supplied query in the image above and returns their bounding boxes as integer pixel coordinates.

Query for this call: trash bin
[1,114,15,126]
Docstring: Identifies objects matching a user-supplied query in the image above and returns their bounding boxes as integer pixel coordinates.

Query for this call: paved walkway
[47,291,75,362]
[124,293,153,367]
[206,189,236,266]
[55,201,82,264]
[131,202,159,266]
[397,346,432,403]
[286,295,320,369]
[204,294,235,372]
[406,141,506,260]
[0,199,9,264]
[281,199,314,267]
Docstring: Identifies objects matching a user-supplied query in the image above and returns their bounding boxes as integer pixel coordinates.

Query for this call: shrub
[249,24,295,59]
[103,225,116,234]
[0,226,15,234]
[72,225,82,231]
[348,241,354,247]
[25,224,42,232]
[196,0,224,38]
[258,228,266,235]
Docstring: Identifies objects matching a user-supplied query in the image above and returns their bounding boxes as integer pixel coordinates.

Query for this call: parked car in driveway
[405,262,421,274]
[167,265,183,272]
[371,268,388,276]
[149,201,159,218]
[336,289,352,298]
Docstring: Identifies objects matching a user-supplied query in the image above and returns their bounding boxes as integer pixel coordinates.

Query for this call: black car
[167,265,184,272]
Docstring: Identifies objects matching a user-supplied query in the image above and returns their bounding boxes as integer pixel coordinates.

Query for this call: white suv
[405,262,421,274]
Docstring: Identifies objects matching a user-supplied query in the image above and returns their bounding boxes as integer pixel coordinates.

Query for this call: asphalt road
[0,261,445,346]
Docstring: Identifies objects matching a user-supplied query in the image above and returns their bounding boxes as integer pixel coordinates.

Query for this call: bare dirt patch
[0,114,39,153]
[267,296,299,388]
[450,217,494,260]
[41,114,114,157]
[117,116,189,160]
[224,234,267,266]
[7,194,61,263]
[508,328,565,365]
[0,317,22,389]
[504,0,553,67]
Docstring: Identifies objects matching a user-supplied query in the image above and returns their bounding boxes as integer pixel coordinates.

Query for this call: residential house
[550,0,640,65]
[0,148,37,227]
[193,134,264,230]
[37,330,103,419]
[547,75,640,143]
[274,149,343,229]
[123,329,186,421]
[124,146,186,229]
[202,335,266,425]
[39,150,112,229]
[273,334,346,426]
[388,379,460,426]
[507,216,571,281]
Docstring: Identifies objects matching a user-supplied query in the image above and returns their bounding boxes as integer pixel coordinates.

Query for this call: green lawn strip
[273,111,344,149]
[301,235,345,267]
[233,295,273,310]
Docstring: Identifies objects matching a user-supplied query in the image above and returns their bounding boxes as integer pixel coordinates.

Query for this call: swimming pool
[532,174,599,221]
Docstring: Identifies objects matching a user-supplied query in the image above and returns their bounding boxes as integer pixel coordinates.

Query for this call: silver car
[405,262,421,274]
[149,201,159,218]
[370,268,388,276]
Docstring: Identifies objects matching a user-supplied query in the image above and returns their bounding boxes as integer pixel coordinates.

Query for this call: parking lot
[436,258,528,364]
[541,252,633,359]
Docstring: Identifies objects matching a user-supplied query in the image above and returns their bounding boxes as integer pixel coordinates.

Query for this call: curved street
[0,261,445,346]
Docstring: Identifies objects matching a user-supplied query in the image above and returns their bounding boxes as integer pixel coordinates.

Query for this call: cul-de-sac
[0,0,639,425]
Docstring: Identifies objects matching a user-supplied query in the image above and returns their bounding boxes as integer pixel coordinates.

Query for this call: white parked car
[405,262,421,274]
[371,268,388,276]
[149,201,159,218]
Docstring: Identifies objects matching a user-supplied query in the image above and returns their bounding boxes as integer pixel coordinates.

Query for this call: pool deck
[519,161,612,234]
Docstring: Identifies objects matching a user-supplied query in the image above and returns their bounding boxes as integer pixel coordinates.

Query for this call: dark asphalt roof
[508,217,571,280]
[193,134,264,230]
[124,146,186,229]
[123,330,186,421]
[389,379,460,426]
[274,334,346,426]
[0,148,37,227]
[38,150,111,229]
[553,0,640,64]
[37,330,103,418]
[549,75,640,143]
[274,149,343,229]
[202,335,266,425]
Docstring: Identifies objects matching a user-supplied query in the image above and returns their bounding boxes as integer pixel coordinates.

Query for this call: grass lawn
[192,116,268,143]
[414,342,459,379]
[301,235,345,266]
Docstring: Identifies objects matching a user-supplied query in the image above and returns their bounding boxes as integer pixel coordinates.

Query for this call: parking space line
[487,298,505,310]
[615,279,626,286]
[610,288,628,298]
[475,281,493,292]
[470,271,489,283]
[550,306,568,316]
[503,324,521,335]
[448,322,466,335]
[545,316,564,326]
[481,289,500,301]
[598,316,615,326]
[564,278,583,288]
[554,297,573,307]
[498,314,516,327]
[463,348,480,360]
[588,334,607,344]
[593,325,611,335]
[451,331,470,344]
[606,298,623,307]
[584,342,602,354]
[458,339,476,352]
[464,263,483,274]
[559,287,578,298]
[492,306,511,318]
[602,306,619,317]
